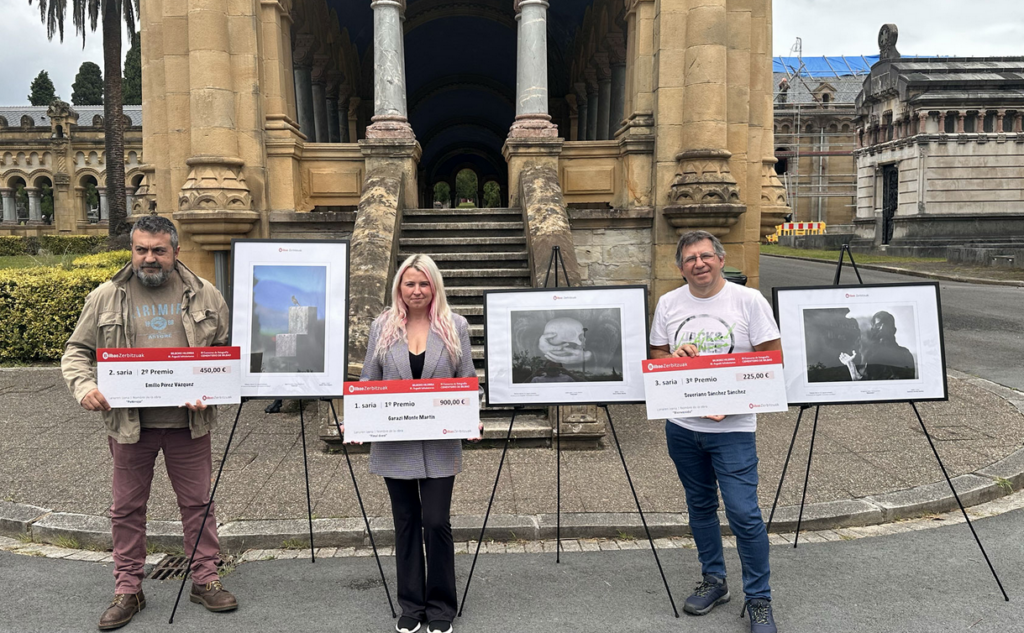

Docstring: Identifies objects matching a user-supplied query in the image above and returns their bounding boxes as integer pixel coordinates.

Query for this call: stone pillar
[574,83,588,142]
[997,110,1006,133]
[97,187,108,222]
[125,187,136,218]
[326,94,341,143]
[0,189,13,223]
[938,111,947,133]
[957,111,966,134]
[1016,112,1024,134]
[609,61,626,138]
[585,72,599,141]
[366,0,414,138]
[508,0,558,139]
[594,54,612,141]
[26,188,41,223]
[311,56,330,143]
[918,111,930,135]
[339,96,351,142]
[292,65,316,140]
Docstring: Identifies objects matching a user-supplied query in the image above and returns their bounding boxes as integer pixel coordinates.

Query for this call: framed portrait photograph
[773,282,947,406]
[229,239,350,399]
[484,286,649,406]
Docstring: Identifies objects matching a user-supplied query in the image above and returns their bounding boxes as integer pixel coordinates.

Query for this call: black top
[409,351,425,380]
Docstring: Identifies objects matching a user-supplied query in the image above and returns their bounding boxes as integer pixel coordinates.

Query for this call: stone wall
[572,227,652,287]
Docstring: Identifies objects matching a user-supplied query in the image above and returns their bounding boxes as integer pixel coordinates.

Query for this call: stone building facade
[853,25,1024,256]
[0,103,143,237]
[133,0,787,300]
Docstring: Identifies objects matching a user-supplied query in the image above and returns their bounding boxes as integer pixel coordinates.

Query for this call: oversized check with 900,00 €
[343,377,481,442]
[643,351,788,419]
[97,347,242,408]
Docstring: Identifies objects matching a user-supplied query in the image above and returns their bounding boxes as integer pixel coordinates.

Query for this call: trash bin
[724,266,747,286]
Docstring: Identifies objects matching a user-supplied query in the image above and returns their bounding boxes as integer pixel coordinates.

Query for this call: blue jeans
[665,422,771,601]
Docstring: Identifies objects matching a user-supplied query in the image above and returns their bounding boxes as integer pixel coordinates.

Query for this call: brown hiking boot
[98,591,146,630]
[189,580,238,612]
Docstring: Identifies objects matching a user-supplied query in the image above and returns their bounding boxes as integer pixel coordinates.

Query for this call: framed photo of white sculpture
[229,239,350,399]
[772,282,947,406]
[483,286,649,406]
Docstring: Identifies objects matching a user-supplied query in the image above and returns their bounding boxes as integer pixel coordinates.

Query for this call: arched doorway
[33,176,54,225]
[79,175,100,223]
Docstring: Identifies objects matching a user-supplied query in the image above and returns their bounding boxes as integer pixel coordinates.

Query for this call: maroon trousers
[108,429,220,593]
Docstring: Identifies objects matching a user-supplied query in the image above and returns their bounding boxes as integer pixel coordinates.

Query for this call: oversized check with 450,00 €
[97,347,242,408]
[643,351,788,419]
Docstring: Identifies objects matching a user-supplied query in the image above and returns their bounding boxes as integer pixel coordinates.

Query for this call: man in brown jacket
[61,215,238,630]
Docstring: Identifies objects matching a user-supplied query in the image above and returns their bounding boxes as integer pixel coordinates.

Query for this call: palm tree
[30,0,139,238]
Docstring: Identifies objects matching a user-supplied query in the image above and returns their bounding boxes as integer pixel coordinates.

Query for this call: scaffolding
[772,51,866,227]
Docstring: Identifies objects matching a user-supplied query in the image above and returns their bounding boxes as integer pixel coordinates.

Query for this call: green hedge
[0,266,118,362]
[72,250,131,269]
[39,235,107,256]
[0,236,25,256]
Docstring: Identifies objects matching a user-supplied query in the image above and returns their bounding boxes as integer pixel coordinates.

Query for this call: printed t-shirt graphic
[673,314,736,354]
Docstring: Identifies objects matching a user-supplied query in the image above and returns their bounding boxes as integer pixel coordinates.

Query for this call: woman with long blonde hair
[358,254,479,633]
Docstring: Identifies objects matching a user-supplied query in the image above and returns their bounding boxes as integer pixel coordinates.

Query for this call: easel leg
[601,406,679,617]
[298,401,316,562]
[766,406,808,533]
[329,400,397,617]
[911,403,1009,601]
[556,405,561,563]
[458,410,518,617]
[794,406,821,548]
[169,401,245,624]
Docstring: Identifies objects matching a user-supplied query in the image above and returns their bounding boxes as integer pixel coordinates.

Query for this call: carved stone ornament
[131,165,158,215]
[508,113,559,139]
[670,149,741,205]
[878,24,900,60]
[46,99,78,121]
[663,149,745,237]
[174,157,260,251]
[759,158,791,239]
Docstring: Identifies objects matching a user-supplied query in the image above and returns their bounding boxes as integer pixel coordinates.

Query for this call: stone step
[401,222,524,232]
[446,286,522,297]
[451,305,483,317]
[440,268,530,278]
[400,251,528,263]
[480,415,552,441]
[405,208,522,216]
[399,238,526,252]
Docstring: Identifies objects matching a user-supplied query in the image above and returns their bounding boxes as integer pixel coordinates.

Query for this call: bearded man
[61,214,238,630]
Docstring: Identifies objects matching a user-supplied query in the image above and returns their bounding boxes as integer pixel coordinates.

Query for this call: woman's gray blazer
[360,311,476,479]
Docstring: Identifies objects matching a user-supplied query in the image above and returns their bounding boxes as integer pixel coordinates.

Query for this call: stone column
[326,86,341,144]
[938,111,947,133]
[957,111,966,134]
[594,54,612,140]
[609,61,626,138]
[585,71,599,140]
[574,83,588,142]
[508,0,558,139]
[338,96,350,142]
[311,56,330,143]
[26,188,42,223]
[918,111,930,135]
[292,34,317,141]
[366,0,414,138]
[97,187,108,222]
[997,110,1006,133]
[0,189,13,223]
[125,187,136,218]
[1015,113,1024,134]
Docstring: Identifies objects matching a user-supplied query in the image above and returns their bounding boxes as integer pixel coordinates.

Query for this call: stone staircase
[397,207,551,443]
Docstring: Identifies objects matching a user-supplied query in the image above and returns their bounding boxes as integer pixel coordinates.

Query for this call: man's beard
[134,265,172,287]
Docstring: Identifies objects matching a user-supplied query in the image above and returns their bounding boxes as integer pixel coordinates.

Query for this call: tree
[455,169,478,206]
[122,32,141,106]
[28,70,57,105]
[433,182,450,205]
[483,181,501,208]
[30,0,139,238]
[40,183,54,218]
[71,61,104,105]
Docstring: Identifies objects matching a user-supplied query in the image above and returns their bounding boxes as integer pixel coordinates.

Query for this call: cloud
[0,2,131,105]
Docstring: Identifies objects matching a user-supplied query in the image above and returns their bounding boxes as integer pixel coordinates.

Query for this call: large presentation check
[643,351,788,419]
[343,377,481,442]
[97,347,242,408]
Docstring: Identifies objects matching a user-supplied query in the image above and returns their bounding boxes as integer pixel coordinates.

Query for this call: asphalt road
[759,255,1024,392]
[2,508,1022,633]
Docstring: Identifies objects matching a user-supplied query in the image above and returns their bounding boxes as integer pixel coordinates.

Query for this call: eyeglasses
[682,252,719,267]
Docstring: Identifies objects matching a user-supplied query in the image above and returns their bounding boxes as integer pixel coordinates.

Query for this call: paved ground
[760,255,1024,391]
[1,364,1022,525]
[2,499,1022,633]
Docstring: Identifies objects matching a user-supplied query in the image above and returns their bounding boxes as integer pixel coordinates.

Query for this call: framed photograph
[773,283,947,405]
[484,286,649,406]
[229,239,350,399]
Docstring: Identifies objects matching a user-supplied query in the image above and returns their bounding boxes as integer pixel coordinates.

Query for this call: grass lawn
[0,254,65,270]
[760,244,1024,283]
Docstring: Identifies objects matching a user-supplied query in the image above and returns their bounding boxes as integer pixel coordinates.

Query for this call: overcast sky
[1,0,1023,105]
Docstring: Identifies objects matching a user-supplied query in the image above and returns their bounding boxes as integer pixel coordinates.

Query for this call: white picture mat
[775,284,946,405]
[485,286,649,405]
[230,240,348,398]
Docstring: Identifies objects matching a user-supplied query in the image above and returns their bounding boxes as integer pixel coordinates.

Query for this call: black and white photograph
[774,283,947,405]
[485,286,648,406]
[510,308,623,384]
[230,240,350,399]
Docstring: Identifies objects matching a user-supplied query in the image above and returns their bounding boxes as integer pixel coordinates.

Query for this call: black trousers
[384,476,457,622]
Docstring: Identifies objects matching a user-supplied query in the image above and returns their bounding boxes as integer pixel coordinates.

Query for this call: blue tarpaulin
[773,56,880,77]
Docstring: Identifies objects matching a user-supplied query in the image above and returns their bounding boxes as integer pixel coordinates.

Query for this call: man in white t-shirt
[650,230,781,633]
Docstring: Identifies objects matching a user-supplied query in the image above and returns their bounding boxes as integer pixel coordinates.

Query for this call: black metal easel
[458,246,679,618]
[765,245,1008,601]
[169,396,395,623]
